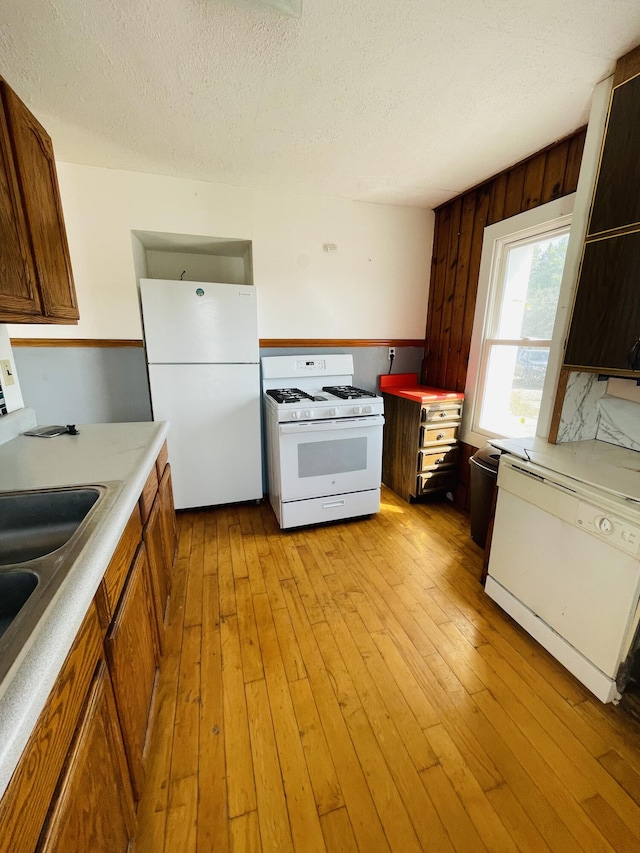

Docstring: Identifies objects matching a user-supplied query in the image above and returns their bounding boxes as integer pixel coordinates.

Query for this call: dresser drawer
[421,403,463,423]
[418,446,458,472]
[420,423,459,446]
[416,470,458,496]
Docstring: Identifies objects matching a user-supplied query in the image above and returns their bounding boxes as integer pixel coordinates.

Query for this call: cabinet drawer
[138,464,159,525]
[418,446,458,472]
[420,424,459,446]
[98,507,142,627]
[416,470,457,496]
[421,403,462,423]
[155,442,169,479]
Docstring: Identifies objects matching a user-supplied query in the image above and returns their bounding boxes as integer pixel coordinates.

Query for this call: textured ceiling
[1,0,639,208]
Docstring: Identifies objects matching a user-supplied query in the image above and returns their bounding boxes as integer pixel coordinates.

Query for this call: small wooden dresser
[380,374,464,502]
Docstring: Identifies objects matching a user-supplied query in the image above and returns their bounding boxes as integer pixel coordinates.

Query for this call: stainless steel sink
[0,571,39,639]
[0,487,101,566]
[0,482,123,688]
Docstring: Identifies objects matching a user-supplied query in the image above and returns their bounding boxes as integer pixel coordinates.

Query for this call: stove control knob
[363,405,373,414]
[329,407,338,417]
[353,405,362,415]
[290,410,300,420]
[302,409,313,419]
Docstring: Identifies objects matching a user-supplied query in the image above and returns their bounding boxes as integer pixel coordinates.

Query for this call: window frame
[462,195,575,448]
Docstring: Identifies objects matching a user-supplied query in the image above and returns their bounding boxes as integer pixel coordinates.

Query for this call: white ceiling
[1,0,639,209]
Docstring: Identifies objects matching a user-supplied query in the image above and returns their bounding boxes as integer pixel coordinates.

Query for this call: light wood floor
[133,487,640,852]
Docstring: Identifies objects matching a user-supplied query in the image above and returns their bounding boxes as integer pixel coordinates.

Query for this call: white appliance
[486,453,640,703]
[262,354,384,529]
[140,279,262,510]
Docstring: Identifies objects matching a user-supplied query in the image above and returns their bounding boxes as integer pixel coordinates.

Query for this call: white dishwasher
[486,454,640,703]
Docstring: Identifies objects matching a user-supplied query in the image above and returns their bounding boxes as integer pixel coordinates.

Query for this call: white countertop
[0,412,168,799]
[489,437,640,504]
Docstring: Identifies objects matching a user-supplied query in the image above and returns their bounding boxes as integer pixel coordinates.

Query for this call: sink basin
[0,488,100,566]
[0,482,122,691]
[0,571,38,639]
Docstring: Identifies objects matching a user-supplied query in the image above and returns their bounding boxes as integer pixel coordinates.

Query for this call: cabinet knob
[439,411,447,418]
[436,432,445,440]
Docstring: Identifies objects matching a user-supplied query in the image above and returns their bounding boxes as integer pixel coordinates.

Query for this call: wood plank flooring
[133,487,640,852]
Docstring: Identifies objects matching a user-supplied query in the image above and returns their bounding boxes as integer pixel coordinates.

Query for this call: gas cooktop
[261,355,385,422]
[266,385,378,404]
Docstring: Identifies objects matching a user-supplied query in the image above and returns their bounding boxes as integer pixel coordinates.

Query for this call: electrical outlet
[0,359,15,387]
[388,347,396,360]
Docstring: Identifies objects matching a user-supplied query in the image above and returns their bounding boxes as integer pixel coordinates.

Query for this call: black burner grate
[266,388,315,403]
[322,385,377,400]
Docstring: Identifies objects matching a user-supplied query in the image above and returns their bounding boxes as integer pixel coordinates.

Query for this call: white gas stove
[261,355,385,529]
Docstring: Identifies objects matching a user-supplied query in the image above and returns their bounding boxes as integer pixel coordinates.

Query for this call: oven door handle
[279,415,384,435]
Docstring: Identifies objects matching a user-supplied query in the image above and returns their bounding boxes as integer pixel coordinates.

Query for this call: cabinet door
[1,80,79,322]
[0,95,41,320]
[589,74,640,236]
[37,661,135,853]
[105,545,158,800]
[381,393,423,502]
[564,232,640,372]
[0,604,103,853]
[159,463,177,583]
[144,495,169,653]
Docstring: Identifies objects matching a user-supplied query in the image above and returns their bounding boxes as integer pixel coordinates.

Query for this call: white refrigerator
[140,278,262,510]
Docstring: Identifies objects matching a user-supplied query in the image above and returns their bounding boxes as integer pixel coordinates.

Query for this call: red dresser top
[378,373,464,403]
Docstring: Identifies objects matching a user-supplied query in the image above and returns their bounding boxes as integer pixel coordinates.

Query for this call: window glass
[496,235,568,340]
[475,229,569,439]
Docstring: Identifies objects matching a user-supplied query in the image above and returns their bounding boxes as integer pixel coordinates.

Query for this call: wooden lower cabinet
[0,448,178,852]
[37,662,135,852]
[0,605,104,853]
[104,544,159,801]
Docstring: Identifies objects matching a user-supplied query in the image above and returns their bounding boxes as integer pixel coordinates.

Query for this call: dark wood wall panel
[422,128,587,510]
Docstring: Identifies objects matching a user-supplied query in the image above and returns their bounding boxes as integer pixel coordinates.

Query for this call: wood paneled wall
[422,129,587,509]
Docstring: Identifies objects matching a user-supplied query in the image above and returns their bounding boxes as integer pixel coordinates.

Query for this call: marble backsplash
[597,396,640,451]
[557,372,640,450]
[556,372,608,442]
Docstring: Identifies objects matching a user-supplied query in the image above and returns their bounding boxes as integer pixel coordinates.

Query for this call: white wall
[8,164,433,341]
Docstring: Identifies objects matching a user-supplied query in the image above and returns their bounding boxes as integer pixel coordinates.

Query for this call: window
[464,197,574,446]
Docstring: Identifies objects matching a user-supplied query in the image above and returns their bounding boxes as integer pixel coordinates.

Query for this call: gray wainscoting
[13,346,153,425]
[14,344,424,429]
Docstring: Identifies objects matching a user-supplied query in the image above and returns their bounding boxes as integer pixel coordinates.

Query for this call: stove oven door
[278,415,384,502]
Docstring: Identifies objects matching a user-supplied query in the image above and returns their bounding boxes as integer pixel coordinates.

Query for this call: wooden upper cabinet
[0,77,79,324]
[565,232,640,371]
[588,73,640,237]
[0,100,42,318]
[562,49,640,376]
